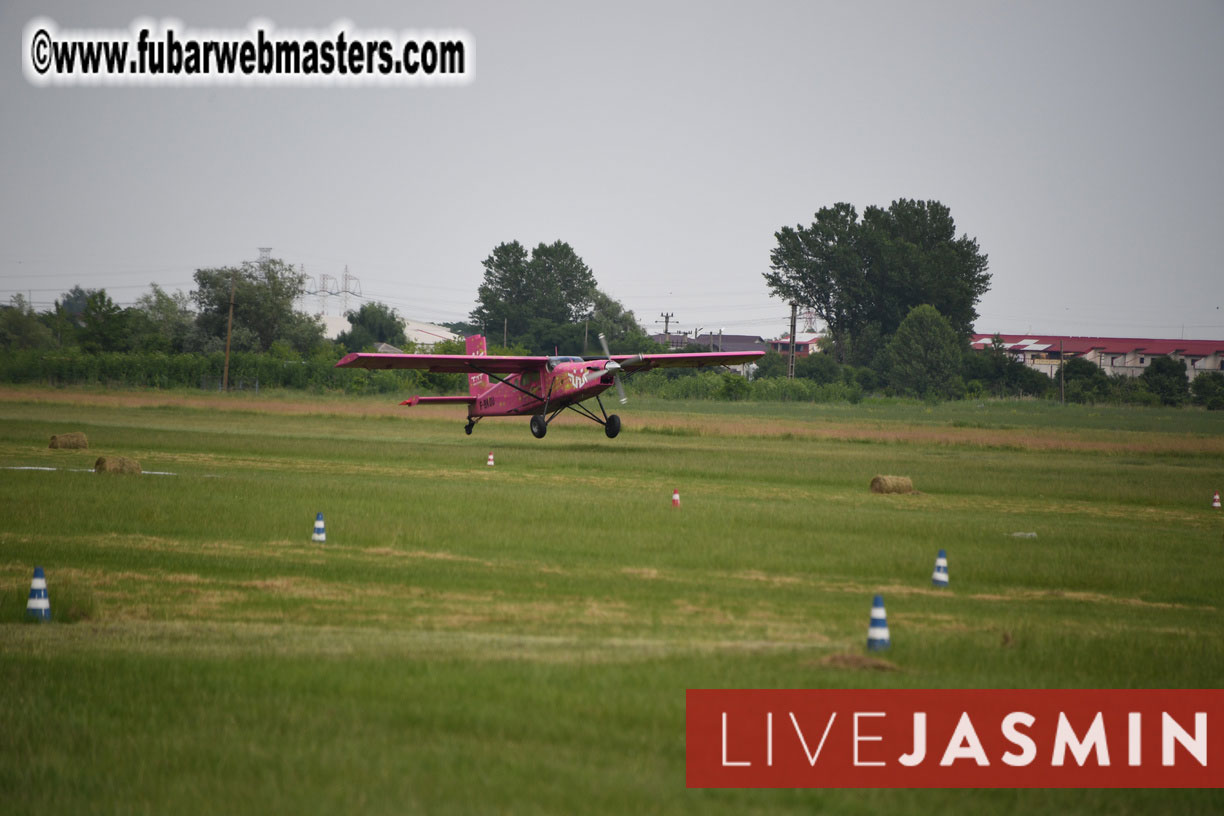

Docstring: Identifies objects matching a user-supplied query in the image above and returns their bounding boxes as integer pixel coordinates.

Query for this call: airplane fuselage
[470,357,618,417]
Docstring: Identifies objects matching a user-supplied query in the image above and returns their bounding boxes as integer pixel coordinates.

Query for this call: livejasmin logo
[686,689,1224,788]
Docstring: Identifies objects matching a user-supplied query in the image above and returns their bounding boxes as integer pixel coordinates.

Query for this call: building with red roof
[970,334,1224,380]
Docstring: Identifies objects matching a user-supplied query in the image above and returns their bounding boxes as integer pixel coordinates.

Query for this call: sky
[2,0,1222,342]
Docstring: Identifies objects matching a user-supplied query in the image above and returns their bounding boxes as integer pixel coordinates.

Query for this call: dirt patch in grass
[969,588,1213,611]
[362,547,494,566]
[815,653,899,671]
[734,570,802,586]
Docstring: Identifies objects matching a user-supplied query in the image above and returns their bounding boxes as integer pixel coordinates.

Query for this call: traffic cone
[672,488,680,508]
[867,595,890,650]
[487,451,495,467]
[1213,491,1221,509]
[931,549,949,588]
[26,566,50,621]
[312,512,326,543]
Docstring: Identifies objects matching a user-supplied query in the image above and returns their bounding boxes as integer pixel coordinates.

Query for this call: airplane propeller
[598,332,630,405]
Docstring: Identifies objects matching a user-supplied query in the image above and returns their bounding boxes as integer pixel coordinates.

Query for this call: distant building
[319,315,457,351]
[651,332,769,353]
[404,321,458,350]
[970,334,1224,380]
[767,333,821,357]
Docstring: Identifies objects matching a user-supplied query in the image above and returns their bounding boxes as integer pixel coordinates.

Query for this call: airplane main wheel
[530,414,548,439]
[604,414,621,439]
[464,423,473,435]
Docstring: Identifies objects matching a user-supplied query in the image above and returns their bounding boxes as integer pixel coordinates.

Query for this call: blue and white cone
[932,549,949,588]
[26,566,51,621]
[867,594,890,650]
[312,512,326,543]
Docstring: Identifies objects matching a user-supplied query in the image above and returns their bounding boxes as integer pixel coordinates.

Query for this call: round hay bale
[94,456,141,475]
[870,474,914,494]
[49,432,89,449]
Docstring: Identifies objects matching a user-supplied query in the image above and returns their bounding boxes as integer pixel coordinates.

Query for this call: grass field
[1,385,1222,814]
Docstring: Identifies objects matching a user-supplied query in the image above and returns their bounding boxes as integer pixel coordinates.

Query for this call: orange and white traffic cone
[672,488,680,508]
[1213,491,1221,509]
[487,451,495,467]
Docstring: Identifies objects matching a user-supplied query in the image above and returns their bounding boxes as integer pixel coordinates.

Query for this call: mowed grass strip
[1,388,1223,814]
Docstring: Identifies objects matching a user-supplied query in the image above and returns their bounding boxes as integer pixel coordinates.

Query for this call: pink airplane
[335,333,764,438]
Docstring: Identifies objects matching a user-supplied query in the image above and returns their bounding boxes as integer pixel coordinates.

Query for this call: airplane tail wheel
[464,423,473,435]
[604,414,621,439]
[530,414,548,439]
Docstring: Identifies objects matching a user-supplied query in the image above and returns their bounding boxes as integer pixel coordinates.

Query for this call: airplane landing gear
[464,417,480,435]
[604,414,621,439]
[530,414,548,439]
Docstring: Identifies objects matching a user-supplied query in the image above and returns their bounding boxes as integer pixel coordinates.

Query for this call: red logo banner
[686,689,1223,788]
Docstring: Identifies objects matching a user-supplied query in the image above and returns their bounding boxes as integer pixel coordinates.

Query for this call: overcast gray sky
[3,0,1222,341]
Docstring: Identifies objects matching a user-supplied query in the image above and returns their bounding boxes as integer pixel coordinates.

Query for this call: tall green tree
[766,202,866,361]
[884,304,965,400]
[337,301,408,353]
[1141,356,1190,406]
[470,240,651,354]
[765,199,990,362]
[191,258,323,354]
[79,289,129,353]
[471,241,597,341]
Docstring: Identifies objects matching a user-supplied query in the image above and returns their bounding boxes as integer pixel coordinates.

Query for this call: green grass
[1,387,1222,814]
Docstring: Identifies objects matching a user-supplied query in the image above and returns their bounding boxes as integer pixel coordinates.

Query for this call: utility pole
[657,312,675,345]
[787,302,798,379]
[1059,339,1065,405]
[503,317,507,348]
[222,270,237,391]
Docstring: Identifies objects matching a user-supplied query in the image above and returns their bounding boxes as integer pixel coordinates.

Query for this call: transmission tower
[341,266,362,316]
[800,309,818,333]
[318,273,339,315]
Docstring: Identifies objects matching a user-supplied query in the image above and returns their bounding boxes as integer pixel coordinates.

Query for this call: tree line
[3,200,1219,408]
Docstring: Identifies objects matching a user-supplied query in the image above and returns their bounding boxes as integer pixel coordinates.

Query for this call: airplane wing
[335,352,550,374]
[609,350,765,372]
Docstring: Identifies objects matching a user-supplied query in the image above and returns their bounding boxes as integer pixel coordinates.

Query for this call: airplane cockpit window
[546,356,583,369]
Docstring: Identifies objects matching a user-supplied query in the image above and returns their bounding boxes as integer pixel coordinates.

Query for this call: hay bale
[49,432,89,449]
[870,474,914,494]
[94,456,141,475]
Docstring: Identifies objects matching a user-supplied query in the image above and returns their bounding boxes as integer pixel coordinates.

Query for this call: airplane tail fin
[466,335,492,396]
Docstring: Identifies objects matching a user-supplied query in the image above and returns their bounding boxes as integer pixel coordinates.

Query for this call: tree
[128,284,195,353]
[191,258,324,354]
[884,305,965,400]
[765,199,989,362]
[794,351,841,384]
[471,241,597,342]
[962,335,1052,397]
[752,350,788,379]
[470,240,650,354]
[337,301,408,353]
[0,295,54,351]
[79,290,129,353]
[765,203,865,362]
[1062,356,1111,403]
[1190,371,1224,410]
[1141,356,1189,406]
